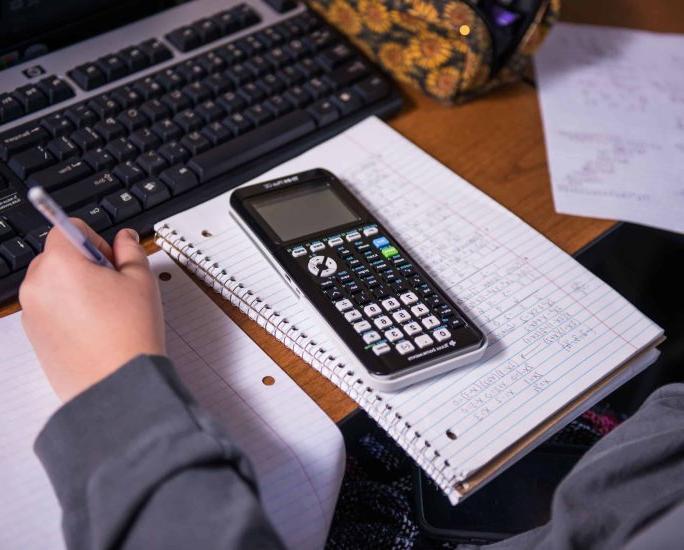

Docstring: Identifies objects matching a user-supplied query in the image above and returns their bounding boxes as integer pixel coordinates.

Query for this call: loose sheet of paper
[0,252,344,550]
[535,23,684,233]
[159,117,662,502]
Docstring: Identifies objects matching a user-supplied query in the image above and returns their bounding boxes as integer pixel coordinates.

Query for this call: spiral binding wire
[155,224,467,500]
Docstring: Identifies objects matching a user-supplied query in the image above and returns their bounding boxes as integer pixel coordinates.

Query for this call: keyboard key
[136,150,169,175]
[129,128,161,152]
[67,63,107,91]
[41,113,74,138]
[331,88,363,115]
[152,119,183,142]
[88,95,121,118]
[156,68,186,92]
[118,46,150,72]
[12,85,49,113]
[53,171,121,209]
[362,330,381,344]
[71,204,112,231]
[166,26,202,52]
[94,118,126,141]
[263,0,296,14]
[101,190,142,222]
[404,321,422,336]
[344,309,362,323]
[117,108,149,132]
[0,219,15,241]
[0,124,49,161]
[96,54,129,81]
[195,100,224,123]
[27,159,92,191]
[245,104,273,126]
[180,131,211,155]
[328,59,370,88]
[133,77,164,101]
[174,109,203,132]
[0,237,34,270]
[353,320,372,333]
[141,99,171,122]
[70,127,103,151]
[8,145,54,179]
[201,121,232,145]
[37,76,75,105]
[433,328,451,343]
[158,141,190,165]
[162,90,192,114]
[160,165,199,195]
[182,81,212,105]
[372,342,391,356]
[354,75,390,104]
[65,105,98,128]
[26,226,50,253]
[113,160,145,185]
[189,109,316,183]
[131,177,171,209]
[139,39,173,64]
[395,340,415,356]
[106,137,139,162]
[83,147,115,171]
[307,98,339,126]
[193,18,221,43]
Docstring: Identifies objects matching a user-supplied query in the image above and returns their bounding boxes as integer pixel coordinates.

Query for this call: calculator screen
[250,183,360,242]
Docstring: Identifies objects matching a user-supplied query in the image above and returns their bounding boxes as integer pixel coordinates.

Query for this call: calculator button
[363,303,382,317]
[291,246,306,257]
[354,292,372,305]
[381,246,399,259]
[326,289,344,301]
[356,243,371,253]
[335,299,353,312]
[346,283,362,295]
[372,236,389,248]
[415,334,434,349]
[403,321,422,336]
[411,303,430,317]
[399,291,419,306]
[433,328,451,342]
[363,331,381,344]
[337,272,353,284]
[309,241,325,252]
[422,315,440,330]
[328,236,343,247]
[374,315,392,330]
[384,328,403,342]
[308,255,337,277]
[373,342,391,356]
[353,320,372,333]
[392,309,411,324]
[347,258,361,268]
[345,231,361,242]
[363,226,378,237]
[344,309,362,323]
[396,340,415,355]
[381,297,400,311]
[364,277,380,288]
[449,318,463,329]
[372,287,389,300]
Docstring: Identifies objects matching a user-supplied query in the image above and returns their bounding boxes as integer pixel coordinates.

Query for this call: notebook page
[0,252,344,550]
[158,117,662,501]
[535,23,684,233]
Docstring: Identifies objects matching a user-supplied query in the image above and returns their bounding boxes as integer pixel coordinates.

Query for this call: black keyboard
[0,4,402,303]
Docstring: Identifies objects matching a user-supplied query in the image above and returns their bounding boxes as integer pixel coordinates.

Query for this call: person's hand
[19,220,166,402]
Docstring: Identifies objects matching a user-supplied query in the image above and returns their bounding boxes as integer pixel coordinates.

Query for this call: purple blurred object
[491,5,521,26]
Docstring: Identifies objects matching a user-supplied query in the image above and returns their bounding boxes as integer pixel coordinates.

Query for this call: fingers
[113,228,150,275]
[43,218,114,262]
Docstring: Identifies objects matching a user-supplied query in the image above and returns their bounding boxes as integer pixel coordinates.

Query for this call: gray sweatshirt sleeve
[486,383,684,550]
[34,355,285,550]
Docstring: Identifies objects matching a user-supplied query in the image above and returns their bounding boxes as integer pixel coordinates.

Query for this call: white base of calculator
[229,205,488,393]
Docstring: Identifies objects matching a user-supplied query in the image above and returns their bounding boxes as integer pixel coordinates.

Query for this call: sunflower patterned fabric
[307,0,561,103]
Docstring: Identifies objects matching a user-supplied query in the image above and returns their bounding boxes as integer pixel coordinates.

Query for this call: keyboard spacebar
[188,110,317,183]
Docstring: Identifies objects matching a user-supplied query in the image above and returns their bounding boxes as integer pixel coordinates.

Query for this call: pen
[27,186,114,269]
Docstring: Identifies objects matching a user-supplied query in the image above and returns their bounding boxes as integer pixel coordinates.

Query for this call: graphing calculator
[230,169,487,391]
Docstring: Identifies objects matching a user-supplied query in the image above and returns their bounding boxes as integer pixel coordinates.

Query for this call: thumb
[113,228,149,274]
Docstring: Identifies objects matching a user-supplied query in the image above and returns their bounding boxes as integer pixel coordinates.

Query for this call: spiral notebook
[154,117,664,504]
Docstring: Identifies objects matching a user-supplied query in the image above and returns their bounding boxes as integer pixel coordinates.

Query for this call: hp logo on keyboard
[22,65,46,79]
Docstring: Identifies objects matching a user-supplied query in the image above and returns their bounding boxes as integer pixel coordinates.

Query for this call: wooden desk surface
[2,0,682,422]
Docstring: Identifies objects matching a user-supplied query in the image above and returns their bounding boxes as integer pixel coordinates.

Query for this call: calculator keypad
[286,224,471,367]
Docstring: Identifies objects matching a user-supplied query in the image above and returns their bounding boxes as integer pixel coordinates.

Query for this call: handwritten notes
[158,117,662,503]
[535,23,684,233]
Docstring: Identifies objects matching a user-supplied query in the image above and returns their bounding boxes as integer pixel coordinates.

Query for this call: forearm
[35,355,284,550]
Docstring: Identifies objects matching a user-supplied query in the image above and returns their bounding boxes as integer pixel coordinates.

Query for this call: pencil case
[306,0,561,102]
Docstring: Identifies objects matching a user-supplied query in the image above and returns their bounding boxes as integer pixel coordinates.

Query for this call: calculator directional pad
[308,255,337,277]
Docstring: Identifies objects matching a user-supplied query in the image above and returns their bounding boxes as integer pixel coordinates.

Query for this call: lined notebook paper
[156,117,663,504]
[0,252,344,550]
